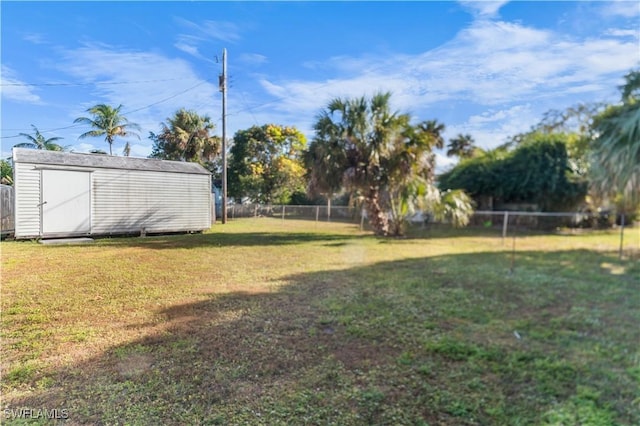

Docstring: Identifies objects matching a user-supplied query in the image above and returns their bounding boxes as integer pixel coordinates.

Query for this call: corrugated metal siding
[91,169,211,234]
[14,163,41,238]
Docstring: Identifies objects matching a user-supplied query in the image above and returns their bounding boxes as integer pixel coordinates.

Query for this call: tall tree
[621,69,640,101]
[149,109,220,165]
[315,93,406,235]
[309,93,472,236]
[417,119,446,149]
[14,125,65,151]
[304,118,348,209]
[439,132,587,211]
[446,133,476,158]
[228,124,307,204]
[384,121,454,235]
[415,119,446,177]
[74,104,140,155]
[589,69,640,210]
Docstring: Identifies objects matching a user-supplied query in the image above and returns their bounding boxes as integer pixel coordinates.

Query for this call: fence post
[619,213,625,259]
[510,216,518,274]
[502,211,509,245]
[282,205,286,222]
[315,206,319,222]
[360,210,365,230]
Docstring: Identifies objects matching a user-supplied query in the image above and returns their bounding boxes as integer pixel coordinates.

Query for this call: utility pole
[219,48,228,224]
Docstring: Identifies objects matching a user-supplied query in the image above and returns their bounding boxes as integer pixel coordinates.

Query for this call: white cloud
[467,105,530,125]
[259,79,287,98]
[254,16,638,135]
[238,53,268,66]
[72,142,99,153]
[0,65,43,104]
[604,28,639,37]
[210,2,640,156]
[449,104,539,150]
[23,33,47,44]
[171,18,242,63]
[174,17,242,44]
[54,43,221,153]
[458,0,509,19]
[601,0,640,18]
[129,142,152,158]
[434,151,458,174]
[174,42,202,58]
[258,73,423,119]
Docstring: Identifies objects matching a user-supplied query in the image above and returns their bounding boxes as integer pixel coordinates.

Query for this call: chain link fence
[226,204,631,231]
[224,204,638,258]
[227,204,362,224]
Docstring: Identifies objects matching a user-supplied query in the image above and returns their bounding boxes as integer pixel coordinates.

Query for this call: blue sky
[1,1,639,170]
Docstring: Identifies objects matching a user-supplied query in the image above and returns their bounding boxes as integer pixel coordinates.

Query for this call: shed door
[42,170,91,235]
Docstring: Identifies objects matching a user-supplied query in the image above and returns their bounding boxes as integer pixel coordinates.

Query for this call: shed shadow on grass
[4,249,639,425]
[39,230,368,250]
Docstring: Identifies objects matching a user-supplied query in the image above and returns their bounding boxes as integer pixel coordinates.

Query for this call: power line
[1,79,215,139]
[0,77,187,87]
[3,61,392,140]
[0,124,85,139]
[123,79,213,115]
[225,77,342,118]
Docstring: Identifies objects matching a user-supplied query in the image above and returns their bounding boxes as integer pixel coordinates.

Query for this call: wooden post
[281,205,286,222]
[315,206,319,222]
[220,48,228,224]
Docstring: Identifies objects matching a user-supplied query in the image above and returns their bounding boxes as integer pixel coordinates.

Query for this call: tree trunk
[364,187,389,236]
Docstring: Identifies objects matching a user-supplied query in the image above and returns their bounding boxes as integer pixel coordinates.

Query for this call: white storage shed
[13,148,212,239]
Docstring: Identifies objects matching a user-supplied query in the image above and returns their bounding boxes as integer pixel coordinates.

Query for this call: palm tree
[318,93,409,235]
[149,109,220,163]
[447,133,476,158]
[417,119,446,149]
[621,69,640,101]
[414,119,447,181]
[14,125,65,151]
[304,117,348,213]
[74,104,140,155]
[310,93,474,236]
[309,93,474,236]
[590,69,640,209]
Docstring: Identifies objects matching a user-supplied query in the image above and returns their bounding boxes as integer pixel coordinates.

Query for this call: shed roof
[12,148,210,175]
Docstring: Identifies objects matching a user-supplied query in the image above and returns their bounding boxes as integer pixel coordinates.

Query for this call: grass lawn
[1,219,639,425]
